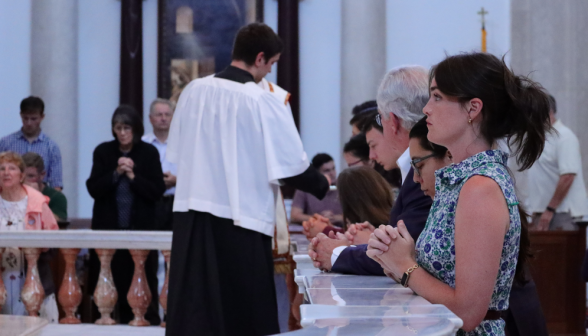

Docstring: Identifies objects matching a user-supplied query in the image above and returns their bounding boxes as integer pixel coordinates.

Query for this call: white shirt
[142,133,178,196]
[167,76,309,236]
[331,147,411,266]
[527,119,587,216]
[396,148,411,183]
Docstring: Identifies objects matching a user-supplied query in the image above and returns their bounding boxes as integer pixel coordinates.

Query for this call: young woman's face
[422,78,470,147]
[0,162,24,189]
[409,138,451,199]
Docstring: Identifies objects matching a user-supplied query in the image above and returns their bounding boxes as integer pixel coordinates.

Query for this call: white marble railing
[0,230,172,327]
[290,254,464,335]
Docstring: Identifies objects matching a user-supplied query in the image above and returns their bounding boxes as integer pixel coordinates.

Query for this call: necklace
[0,198,25,228]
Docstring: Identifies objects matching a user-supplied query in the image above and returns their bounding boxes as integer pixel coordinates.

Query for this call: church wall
[0,0,31,141]
[77,1,122,217]
[299,0,343,170]
[511,0,588,192]
[386,0,511,71]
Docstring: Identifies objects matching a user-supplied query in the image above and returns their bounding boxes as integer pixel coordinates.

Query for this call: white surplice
[167,75,309,236]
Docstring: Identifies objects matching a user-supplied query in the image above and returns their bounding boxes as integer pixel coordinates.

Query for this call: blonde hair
[0,151,25,173]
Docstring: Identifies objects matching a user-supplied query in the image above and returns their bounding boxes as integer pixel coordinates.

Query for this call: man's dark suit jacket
[331,168,432,275]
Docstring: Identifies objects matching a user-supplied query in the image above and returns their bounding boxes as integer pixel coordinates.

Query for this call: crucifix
[477,7,488,52]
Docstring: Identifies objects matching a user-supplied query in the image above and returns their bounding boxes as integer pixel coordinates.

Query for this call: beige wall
[511,0,588,190]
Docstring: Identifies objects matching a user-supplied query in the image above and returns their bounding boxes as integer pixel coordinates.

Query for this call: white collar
[142,133,166,145]
[396,148,411,184]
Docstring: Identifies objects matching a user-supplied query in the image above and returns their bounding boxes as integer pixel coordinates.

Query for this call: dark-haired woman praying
[86,105,165,325]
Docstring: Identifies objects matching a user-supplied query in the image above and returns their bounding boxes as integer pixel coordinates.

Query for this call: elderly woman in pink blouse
[0,151,58,320]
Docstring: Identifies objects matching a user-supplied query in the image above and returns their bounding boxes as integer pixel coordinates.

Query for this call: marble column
[340,0,387,163]
[30,0,79,216]
[511,0,588,189]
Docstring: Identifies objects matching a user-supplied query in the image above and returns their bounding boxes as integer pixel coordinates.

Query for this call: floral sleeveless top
[415,150,520,336]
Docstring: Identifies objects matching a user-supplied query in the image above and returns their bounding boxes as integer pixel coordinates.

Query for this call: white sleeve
[331,246,349,267]
[557,131,581,175]
[258,93,310,183]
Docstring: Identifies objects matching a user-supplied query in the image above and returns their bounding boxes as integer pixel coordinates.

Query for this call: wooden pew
[529,222,587,335]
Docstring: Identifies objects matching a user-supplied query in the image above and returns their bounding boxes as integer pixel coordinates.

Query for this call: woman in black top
[86,105,165,325]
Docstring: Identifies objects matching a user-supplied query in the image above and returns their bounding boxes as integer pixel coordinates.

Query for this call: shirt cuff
[331,245,353,267]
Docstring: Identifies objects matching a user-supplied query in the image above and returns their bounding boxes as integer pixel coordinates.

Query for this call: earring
[468,118,472,124]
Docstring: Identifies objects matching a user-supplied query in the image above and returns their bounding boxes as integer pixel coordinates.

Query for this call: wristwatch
[400,264,419,288]
[545,206,556,213]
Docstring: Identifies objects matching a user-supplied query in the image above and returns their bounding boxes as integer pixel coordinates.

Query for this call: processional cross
[477,7,488,52]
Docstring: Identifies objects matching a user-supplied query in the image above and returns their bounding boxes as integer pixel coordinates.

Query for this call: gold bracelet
[400,264,419,288]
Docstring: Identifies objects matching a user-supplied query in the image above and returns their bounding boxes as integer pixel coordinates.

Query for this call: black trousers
[166,211,280,336]
[154,195,175,231]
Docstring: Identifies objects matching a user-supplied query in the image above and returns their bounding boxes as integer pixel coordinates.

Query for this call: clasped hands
[116,157,135,180]
[366,220,417,283]
[307,220,375,271]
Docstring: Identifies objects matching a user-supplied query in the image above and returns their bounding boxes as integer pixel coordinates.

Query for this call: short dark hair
[343,134,370,162]
[311,153,334,170]
[361,113,383,134]
[408,117,448,159]
[22,152,45,173]
[232,23,283,65]
[20,96,45,115]
[349,100,378,132]
[548,94,557,114]
[111,105,144,143]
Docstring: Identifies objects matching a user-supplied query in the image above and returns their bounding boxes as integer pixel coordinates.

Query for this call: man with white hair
[142,98,177,231]
[308,66,433,274]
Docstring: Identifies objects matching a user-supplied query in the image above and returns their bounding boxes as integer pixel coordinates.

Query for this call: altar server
[165,23,329,336]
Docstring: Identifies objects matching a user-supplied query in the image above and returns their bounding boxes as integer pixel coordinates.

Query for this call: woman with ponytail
[366,52,551,335]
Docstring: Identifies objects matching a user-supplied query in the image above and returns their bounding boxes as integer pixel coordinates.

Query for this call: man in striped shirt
[0,96,63,191]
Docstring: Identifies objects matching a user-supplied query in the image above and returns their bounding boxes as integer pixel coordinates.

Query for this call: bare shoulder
[460,175,503,199]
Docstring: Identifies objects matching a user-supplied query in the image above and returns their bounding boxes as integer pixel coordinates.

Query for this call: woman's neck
[119,143,133,153]
[1,185,27,202]
[446,135,491,165]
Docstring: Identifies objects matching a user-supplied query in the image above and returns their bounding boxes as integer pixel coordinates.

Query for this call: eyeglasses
[375,114,382,127]
[347,159,364,167]
[410,154,436,177]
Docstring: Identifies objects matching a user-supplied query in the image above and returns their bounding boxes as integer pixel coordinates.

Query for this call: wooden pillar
[277,0,300,129]
[120,0,144,116]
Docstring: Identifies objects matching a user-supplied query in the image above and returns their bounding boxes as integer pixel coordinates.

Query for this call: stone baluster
[0,250,7,310]
[127,249,151,326]
[22,248,45,316]
[159,250,171,327]
[58,248,82,324]
[94,249,117,325]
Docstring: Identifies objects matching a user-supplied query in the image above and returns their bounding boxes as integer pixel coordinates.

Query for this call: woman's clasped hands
[366,220,418,283]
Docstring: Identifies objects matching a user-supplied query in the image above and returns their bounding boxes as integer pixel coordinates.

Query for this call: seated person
[343,133,371,168]
[344,133,402,190]
[291,153,343,225]
[303,166,393,245]
[22,152,67,221]
[0,151,59,321]
[349,100,378,136]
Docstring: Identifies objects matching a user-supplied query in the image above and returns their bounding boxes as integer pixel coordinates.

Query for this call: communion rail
[0,230,172,327]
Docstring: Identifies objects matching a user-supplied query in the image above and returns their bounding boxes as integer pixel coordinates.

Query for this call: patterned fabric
[0,130,63,188]
[114,171,133,229]
[415,150,521,336]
